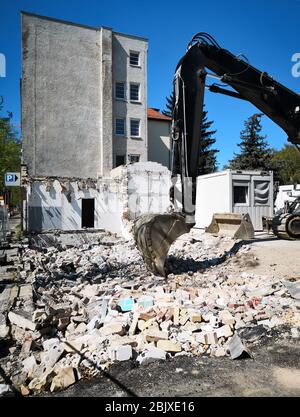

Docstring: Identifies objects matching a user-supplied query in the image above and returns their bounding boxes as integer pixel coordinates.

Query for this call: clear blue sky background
[0,0,299,167]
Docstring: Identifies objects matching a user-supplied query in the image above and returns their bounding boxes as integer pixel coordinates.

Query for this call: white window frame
[130,118,141,137]
[115,82,126,100]
[130,83,140,102]
[115,118,126,136]
[129,50,140,67]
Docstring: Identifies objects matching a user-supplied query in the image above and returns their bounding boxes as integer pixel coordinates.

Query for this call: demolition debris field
[0,227,299,397]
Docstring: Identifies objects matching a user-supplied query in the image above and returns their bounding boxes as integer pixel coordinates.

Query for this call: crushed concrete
[0,229,299,396]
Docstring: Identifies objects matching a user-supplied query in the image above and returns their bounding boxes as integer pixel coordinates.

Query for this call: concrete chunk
[100,322,125,336]
[116,345,132,361]
[0,313,9,339]
[228,334,252,359]
[129,314,139,336]
[205,332,218,345]
[216,324,233,339]
[157,340,182,353]
[40,344,65,368]
[50,367,76,392]
[137,347,166,365]
[0,384,11,395]
[8,311,37,331]
[173,307,179,326]
[144,328,168,342]
[285,281,300,300]
[22,355,37,373]
[219,310,235,326]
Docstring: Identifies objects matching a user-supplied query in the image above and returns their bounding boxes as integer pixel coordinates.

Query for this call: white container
[195,169,274,231]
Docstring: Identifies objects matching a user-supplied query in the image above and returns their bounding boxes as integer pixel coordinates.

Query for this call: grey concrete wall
[21,13,148,178]
[112,33,148,166]
[22,13,102,179]
[148,119,171,169]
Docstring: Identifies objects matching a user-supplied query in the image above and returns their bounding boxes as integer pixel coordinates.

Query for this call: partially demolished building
[21,12,151,233]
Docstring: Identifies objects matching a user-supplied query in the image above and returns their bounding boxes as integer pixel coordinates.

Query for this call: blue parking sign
[4,172,20,186]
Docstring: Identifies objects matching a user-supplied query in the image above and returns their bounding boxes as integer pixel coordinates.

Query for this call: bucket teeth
[133,213,192,277]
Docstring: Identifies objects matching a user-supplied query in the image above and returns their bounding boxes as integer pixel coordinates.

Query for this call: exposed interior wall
[148,119,171,169]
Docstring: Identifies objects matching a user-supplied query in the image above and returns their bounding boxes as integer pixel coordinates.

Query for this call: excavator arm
[134,33,300,277]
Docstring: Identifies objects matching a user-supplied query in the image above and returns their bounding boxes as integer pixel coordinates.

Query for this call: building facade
[21,12,149,232]
[21,12,148,179]
[147,108,172,169]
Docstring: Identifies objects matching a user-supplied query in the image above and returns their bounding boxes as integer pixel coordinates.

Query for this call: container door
[251,176,271,230]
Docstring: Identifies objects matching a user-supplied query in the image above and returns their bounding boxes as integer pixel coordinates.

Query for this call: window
[128,154,140,163]
[115,118,125,136]
[130,119,140,137]
[130,51,140,66]
[115,155,125,167]
[115,82,125,100]
[130,83,140,101]
[233,185,249,205]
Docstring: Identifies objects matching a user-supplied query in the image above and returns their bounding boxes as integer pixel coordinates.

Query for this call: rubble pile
[0,230,299,395]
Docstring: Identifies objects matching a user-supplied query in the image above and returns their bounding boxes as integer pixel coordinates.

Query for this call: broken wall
[24,162,171,236]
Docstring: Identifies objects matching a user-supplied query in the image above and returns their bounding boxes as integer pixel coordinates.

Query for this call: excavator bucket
[205,213,254,239]
[133,213,192,277]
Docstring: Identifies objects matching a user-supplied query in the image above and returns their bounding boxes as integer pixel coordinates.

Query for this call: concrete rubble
[0,229,299,396]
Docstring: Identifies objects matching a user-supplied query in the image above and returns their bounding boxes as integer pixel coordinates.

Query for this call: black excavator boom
[134,33,300,276]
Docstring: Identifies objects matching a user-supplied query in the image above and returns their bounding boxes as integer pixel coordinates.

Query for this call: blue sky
[0,0,300,167]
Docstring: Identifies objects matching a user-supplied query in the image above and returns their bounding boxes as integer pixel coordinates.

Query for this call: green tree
[271,144,300,184]
[0,100,21,207]
[162,93,219,174]
[226,113,273,171]
[161,94,174,118]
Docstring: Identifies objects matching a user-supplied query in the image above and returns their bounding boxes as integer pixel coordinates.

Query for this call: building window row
[115,118,141,137]
[115,82,141,102]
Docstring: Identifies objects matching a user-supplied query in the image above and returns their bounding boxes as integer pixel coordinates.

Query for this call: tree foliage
[0,101,21,206]
[226,113,273,171]
[271,144,300,185]
[162,93,219,174]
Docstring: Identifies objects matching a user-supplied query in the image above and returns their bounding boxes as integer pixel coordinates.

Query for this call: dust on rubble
[0,229,299,396]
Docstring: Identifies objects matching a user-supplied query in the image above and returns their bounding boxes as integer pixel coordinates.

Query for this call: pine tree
[162,93,219,174]
[161,94,174,118]
[227,113,272,170]
[198,109,219,175]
